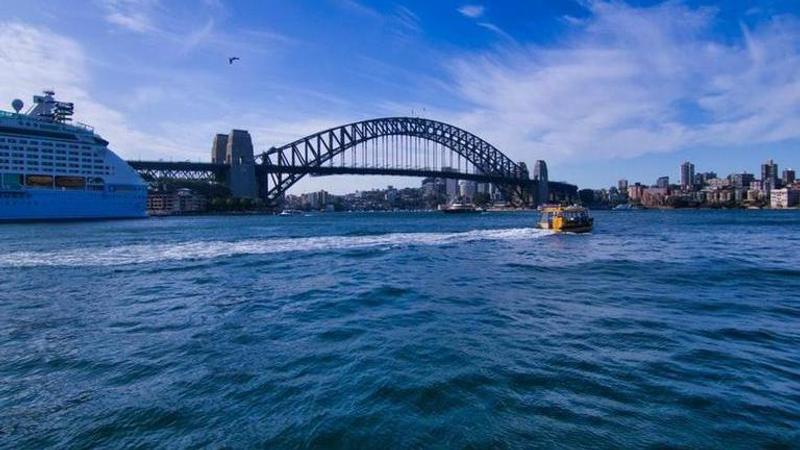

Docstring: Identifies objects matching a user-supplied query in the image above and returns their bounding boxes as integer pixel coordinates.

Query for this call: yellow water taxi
[537,205,594,233]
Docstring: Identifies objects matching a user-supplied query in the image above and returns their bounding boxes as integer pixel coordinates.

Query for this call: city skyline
[2,1,800,192]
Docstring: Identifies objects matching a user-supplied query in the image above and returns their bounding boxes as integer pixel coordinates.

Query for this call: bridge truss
[257,117,531,205]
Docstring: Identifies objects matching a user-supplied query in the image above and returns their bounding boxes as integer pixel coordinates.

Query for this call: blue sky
[2,0,800,192]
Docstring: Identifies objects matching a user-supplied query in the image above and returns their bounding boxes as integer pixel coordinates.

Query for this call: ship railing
[75,122,95,132]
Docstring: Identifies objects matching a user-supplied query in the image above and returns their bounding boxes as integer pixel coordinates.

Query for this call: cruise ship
[0,91,147,221]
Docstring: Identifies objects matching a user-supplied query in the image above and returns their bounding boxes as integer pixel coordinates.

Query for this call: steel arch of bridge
[257,117,530,205]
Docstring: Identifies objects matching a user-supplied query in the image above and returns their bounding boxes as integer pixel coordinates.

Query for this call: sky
[2,0,800,192]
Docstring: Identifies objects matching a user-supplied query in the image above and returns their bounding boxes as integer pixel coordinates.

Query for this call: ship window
[1,173,22,187]
[56,143,65,148]
[8,139,16,143]
[42,142,53,147]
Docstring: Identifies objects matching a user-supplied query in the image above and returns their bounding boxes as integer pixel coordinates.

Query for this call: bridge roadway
[126,160,536,186]
[126,160,577,201]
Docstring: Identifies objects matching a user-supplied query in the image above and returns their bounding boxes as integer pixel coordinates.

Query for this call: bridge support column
[225,130,258,199]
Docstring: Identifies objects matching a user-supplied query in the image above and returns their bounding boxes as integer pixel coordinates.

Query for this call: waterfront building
[147,188,207,215]
[680,161,695,190]
[746,189,763,203]
[641,187,668,207]
[628,183,645,203]
[783,169,796,185]
[656,176,669,189]
[533,160,548,205]
[618,179,628,192]
[770,188,800,209]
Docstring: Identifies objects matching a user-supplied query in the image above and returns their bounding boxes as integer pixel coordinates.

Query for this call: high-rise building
[783,168,796,185]
[680,161,695,190]
[731,172,755,189]
[761,159,779,194]
[656,176,669,189]
[533,160,548,205]
[618,179,628,191]
[441,166,459,200]
[458,180,477,199]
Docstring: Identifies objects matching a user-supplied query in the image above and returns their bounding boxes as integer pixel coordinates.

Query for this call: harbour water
[1,210,799,448]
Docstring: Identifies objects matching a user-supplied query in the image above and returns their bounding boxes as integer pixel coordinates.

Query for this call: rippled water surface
[1,210,799,448]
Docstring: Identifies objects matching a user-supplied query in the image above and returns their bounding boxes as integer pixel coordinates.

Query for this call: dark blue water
[1,210,799,448]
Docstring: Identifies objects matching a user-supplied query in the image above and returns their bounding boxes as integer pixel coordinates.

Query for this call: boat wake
[0,227,550,267]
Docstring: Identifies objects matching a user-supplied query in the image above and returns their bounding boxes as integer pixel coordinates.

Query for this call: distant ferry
[0,91,147,221]
[613,203,643,211]
[537,205,594,233]
[442,202,480,214]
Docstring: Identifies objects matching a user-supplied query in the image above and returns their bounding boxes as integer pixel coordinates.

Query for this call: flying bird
[228,57,240,65]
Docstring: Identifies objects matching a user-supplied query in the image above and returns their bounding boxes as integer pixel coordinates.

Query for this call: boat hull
[0,189,147,222]
[442,209,479,214]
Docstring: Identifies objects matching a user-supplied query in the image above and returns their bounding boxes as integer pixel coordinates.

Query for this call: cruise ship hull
[0,189,147,222]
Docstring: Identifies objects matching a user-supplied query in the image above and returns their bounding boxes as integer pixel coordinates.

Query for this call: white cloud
[458,5,485,19]
[442,1,800,164]
[0,21,190,161]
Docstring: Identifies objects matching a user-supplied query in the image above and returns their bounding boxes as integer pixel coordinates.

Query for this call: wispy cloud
[441,1,800,164]
[457,4,513,44]
[99,0,160,34]
[458,5,485,19]
[476,22,517,44]
[335,1,422,39]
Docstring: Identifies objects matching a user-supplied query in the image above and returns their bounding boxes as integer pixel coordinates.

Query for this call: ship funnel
[11,99,23,113]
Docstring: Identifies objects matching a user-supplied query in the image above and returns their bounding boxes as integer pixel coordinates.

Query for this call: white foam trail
[0,228,550,268]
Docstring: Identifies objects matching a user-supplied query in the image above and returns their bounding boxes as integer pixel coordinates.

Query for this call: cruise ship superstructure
[0,91,147,221]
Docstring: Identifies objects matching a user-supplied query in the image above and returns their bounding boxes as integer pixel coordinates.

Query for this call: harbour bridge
[128,117,576,207]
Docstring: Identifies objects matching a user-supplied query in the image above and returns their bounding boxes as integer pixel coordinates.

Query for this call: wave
[0,227,549,268]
